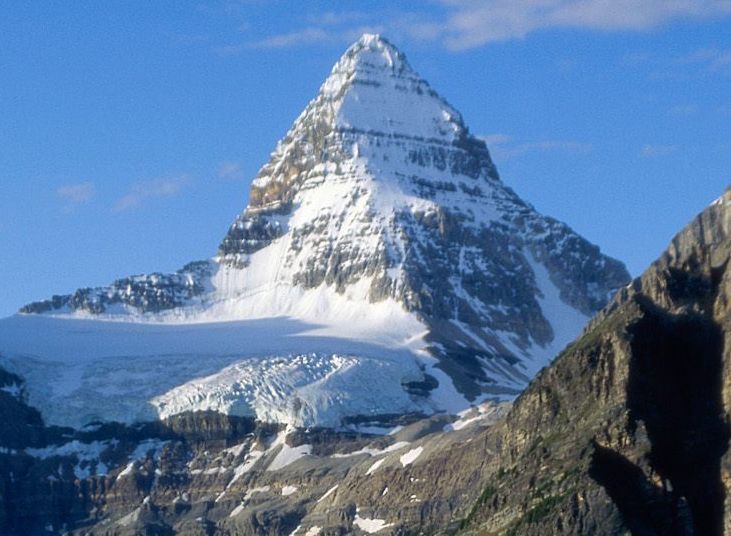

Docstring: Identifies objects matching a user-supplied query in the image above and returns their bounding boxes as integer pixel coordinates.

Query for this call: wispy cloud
[640,144,678,157]
[481,134,592,160]
[114,176,191,212]
[57,182,95,212]
[250,2,731,52]
[251,27,330,49]
[623,46,731,80]
[217,161,244,180]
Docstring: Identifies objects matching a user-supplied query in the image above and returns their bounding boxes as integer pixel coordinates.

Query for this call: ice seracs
[0,34,629,430]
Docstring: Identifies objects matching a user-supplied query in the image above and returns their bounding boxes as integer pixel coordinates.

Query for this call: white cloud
[57,182,95,205]
[217,161,244,180]
[57,182,95,213]
[640,144,678,157]
[437,0,731,50]
[114,176,191,212]
[481,134,592,159]
[253,2,731,52]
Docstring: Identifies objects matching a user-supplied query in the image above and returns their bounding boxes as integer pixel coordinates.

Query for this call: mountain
[1,34,627,432]
[3,33,726,536]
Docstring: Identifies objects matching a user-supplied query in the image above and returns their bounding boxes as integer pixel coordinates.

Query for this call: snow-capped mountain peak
[239,33,490,218]
[1,35,629,430]
[318,33,464,141]
[326,33,415,91]
[337,33,410,74]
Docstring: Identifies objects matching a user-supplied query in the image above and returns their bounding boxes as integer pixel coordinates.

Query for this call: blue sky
[1,1,730,317]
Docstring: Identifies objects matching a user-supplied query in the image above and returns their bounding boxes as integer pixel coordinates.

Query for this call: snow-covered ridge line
[20,260,212,316]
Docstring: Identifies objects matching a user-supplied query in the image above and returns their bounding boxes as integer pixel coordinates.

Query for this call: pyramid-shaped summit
[312,33,468,141]
[3,35,629,430]
[219,34,493,220]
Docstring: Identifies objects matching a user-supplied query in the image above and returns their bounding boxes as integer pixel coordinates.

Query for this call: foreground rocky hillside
[459,188,731,535]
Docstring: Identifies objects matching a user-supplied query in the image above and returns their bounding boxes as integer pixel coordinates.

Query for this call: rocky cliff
[458,188,731,535]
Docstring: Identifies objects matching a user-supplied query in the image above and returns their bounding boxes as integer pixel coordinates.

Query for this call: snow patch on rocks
[399,446,423,467]
[317,484,338,503]
[354,508,394,533]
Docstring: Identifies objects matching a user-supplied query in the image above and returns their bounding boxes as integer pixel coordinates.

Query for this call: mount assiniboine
[0,34,628,431]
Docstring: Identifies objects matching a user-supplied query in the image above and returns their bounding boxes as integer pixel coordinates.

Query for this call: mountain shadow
[591,293,729,536]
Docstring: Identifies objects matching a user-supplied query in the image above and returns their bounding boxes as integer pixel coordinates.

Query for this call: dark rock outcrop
[459,189,731,535]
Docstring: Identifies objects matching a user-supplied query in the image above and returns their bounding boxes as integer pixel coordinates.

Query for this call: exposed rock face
[458,189,731,535]
[6,35,628,431]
